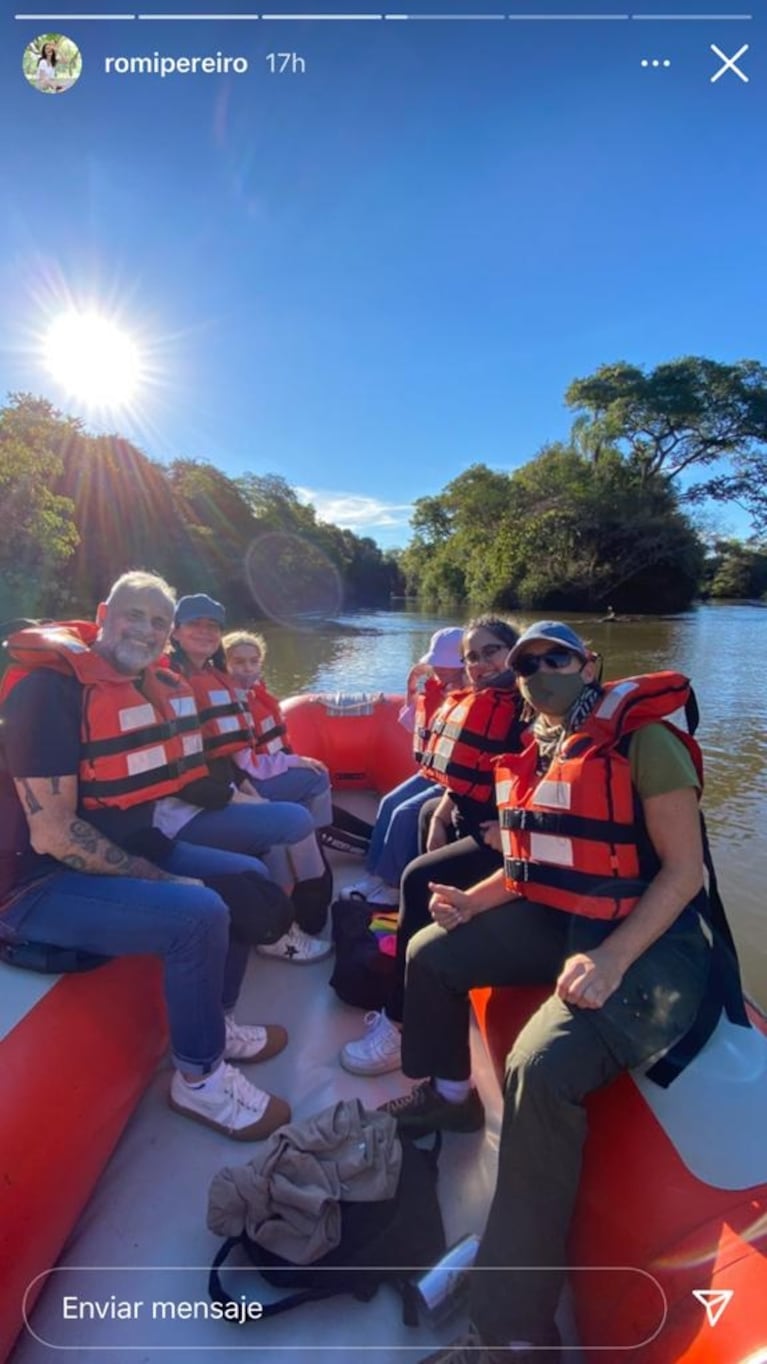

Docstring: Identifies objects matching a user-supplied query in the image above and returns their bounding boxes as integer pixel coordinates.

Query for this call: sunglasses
[461,643,505,665]
[515,647,581,677]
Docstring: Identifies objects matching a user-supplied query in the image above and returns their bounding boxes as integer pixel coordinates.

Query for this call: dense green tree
[0,394,79,619]
[0,394,401,623]
[566,357,767,532]
[703,540,767,600]
[403,448,705,613]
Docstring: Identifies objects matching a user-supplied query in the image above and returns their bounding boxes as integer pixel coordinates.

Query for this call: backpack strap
[209,1237,347,1320]
[646,813,749,1087]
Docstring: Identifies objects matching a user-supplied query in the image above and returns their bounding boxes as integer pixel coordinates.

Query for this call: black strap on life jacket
[255,721,287,747]
[421,753,495,793]
[504,857,650,906]
[500,808,637,844]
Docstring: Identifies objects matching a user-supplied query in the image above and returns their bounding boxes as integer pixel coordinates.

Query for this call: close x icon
[710,43,749,83]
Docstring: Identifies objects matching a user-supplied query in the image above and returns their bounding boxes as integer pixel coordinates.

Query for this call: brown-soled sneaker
[169,1064,291,1141]
[224,1017,288,1062]
[378,1079,485,1137]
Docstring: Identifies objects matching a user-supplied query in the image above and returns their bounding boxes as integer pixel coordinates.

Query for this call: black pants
[401,899,711,1346]
[387,838,502,1022]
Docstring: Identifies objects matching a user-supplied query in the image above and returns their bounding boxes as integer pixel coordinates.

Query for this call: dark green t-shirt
[628,723,700,800]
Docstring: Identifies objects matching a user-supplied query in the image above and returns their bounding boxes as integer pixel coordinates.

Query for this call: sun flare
[43,311,142,408]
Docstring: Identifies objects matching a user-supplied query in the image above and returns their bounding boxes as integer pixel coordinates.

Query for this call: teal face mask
[519,668,586,716]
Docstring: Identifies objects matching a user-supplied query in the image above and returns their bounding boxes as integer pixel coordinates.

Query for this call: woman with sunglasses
[339,616,525,1077]
[377,620,716,1364]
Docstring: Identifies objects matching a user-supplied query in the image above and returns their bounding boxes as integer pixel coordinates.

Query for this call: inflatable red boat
[1,692,765,1363]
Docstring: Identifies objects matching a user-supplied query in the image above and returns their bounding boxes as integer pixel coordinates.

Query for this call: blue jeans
[366,774,440,886]
[251,766,333,829]
[180,799,313,857]
[1,841,269,1076]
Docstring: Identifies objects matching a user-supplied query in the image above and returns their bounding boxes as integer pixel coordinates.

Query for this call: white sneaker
[365,884,399,907]
[224,1016,288,1062]
[340,1010,402,1076]
[340,873,385,901]
[169,1063,290,1141]
[256,922,333,964]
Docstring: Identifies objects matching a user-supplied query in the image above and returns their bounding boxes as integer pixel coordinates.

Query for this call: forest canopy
[2,354,765,624]
[0,394,401,623]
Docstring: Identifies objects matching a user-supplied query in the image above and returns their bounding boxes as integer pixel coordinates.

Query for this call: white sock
[434,1076,471,1104]
[179,1061,226,1091]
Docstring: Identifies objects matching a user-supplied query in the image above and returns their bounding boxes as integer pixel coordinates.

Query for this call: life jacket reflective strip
[419,686,524,802]
[412,677,446,763]
[495,671,702,921]
[3,623,209,808]
[183,666,254,759]
[247,681,290,756]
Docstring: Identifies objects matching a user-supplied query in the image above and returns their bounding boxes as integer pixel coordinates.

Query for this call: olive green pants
[402,899,711,1345]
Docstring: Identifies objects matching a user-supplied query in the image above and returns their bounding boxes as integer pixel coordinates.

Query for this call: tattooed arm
[14,775,180,881]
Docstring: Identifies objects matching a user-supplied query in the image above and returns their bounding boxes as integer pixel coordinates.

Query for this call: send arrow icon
[692,1289,735,1328]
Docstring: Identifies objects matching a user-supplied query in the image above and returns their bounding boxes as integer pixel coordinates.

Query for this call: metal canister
[413,1234,481,1318]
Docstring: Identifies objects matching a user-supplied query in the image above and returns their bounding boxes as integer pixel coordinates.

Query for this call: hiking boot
[378,1080,484,1136]
[340,1010,402,1076]
[169,1064,290,1141]
[224,1016,288,1062]
[420,1325,559,1364]
[256,922,333,963]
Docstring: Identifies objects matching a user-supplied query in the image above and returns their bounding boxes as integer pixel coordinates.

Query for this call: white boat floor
[11,800,581,1363]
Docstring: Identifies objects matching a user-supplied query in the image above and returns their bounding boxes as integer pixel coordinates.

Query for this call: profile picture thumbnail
[23,33,82,94]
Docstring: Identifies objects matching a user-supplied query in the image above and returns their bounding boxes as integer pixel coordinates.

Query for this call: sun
[43,311,142,409]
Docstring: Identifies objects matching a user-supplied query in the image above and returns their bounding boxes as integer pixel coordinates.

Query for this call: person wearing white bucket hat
[338,626,465,912]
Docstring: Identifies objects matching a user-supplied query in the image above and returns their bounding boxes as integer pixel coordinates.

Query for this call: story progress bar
[12,10,756,18]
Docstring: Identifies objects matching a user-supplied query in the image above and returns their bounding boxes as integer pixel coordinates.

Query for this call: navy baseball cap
[174,594,226,627]
[508,621,589,666]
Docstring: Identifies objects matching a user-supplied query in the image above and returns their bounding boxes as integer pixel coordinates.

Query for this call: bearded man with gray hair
[0,571,293,1141]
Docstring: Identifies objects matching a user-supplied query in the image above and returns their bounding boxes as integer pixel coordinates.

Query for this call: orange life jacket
[413,677,447,763]
[495,672,702,921]
[246,681,290,757]
[182,665,254,760]
[419,685,525,803]
[2,622,208,809]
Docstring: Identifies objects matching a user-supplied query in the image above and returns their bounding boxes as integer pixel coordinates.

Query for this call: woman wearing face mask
[377,621,718,1364]
[339,616,525,1077]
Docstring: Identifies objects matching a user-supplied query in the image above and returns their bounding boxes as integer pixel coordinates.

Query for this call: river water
[259,602,767,1008]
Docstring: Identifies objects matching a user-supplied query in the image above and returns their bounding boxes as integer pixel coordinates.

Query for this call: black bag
[290,847,333,935]
[329,898,398,1011]
[121,833,296,948]
[209,1134,445,1324]
[203,871,295,947]
[0,938,109,973]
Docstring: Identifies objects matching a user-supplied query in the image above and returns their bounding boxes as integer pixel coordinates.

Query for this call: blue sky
[1,3,764,547]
